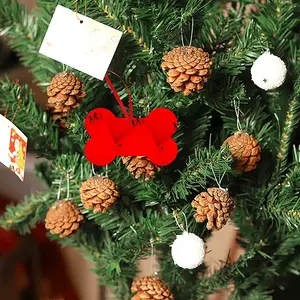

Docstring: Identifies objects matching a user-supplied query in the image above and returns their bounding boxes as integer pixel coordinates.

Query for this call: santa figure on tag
[8,128,26,181]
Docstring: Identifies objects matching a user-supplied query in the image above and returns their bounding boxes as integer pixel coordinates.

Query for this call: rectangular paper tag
[39,5,122,80]
[0,115,28,181]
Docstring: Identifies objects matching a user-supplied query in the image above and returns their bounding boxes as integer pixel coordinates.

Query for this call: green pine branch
[254,1,299,56]
[0,79,60,158]
[264,146,300,230]
[170,147,233,200]
[276,78,300,173]
[213,20,268,76]
[0,192,54,234]
[0,0,61,82]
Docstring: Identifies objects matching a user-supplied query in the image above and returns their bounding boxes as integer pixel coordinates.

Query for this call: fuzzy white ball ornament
[251,51,287,90]
[171,231,205,269]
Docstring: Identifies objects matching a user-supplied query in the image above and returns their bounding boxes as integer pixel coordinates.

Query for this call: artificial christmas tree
[1,0,300,299]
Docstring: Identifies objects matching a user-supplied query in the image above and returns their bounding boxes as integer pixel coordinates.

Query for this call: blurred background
[0,1,243,299]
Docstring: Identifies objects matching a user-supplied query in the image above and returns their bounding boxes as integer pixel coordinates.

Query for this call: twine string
[189,17,194,46]
[210,163,222,189]
[80,163,84,181]
[4,105,9,118]
[233,99,242,131]
[11,97,22,123]
[92,163,97,176]
[66,173,70,200]
[180,15,195,47]
[57,176,63,201]
[150,238,156,276]
[75,0,86,23]
[173,211,188,232]
[4,81,22,123]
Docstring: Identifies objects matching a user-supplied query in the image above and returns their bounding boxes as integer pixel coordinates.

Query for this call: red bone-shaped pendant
[84,72,178,166]
[84,107,178,166]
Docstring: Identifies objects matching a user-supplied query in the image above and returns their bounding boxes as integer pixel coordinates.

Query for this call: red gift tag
[84,73,178,166]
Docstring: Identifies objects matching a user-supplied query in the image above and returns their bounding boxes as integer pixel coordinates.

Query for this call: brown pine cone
[80,176,120,213]
[122,156,160,181]
[161,46,213,96]
[131,276,174,300]
[192,188,234,230]
[223,131,261,172]
[45,200,84,238]
[46,72,86,123]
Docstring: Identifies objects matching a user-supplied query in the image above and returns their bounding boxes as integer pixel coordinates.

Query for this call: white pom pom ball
[251,51,287,90]
[171,231,205,269]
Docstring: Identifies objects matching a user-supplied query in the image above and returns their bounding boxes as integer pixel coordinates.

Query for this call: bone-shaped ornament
[84,108,178,166]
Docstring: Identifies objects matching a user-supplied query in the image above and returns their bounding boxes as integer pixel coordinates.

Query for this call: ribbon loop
[104,71,133,119]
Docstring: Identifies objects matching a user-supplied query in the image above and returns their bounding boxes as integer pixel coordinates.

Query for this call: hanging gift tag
[0,115,27,181]
[39,5,122,80]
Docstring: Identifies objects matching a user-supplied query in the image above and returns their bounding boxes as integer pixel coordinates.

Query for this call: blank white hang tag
[39,5,122,80]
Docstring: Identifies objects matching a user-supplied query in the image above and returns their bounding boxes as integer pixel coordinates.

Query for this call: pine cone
[46,72,86,123]
[223,131,261,172]
[161,46,213,96]
[80,176,120,213]
[131,276,174,300]
[192,188,234,230]
[45,200,84,238]
[122,156,160,181]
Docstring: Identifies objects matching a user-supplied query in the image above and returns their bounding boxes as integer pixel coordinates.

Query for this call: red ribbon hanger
[104,70,133,119]
[84,70,178,166]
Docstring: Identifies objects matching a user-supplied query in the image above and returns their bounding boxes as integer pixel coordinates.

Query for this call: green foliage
[0,78,59,158]
[1,0,300,299]
[0,192,54,234]
[171,147,233,200]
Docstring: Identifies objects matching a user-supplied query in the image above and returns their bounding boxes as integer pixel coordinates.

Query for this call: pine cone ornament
[45,200,84,238]
[80,176,120,213]
[161,46,213,96]
[131,276,174,300]
[223,131,261,172]
[122,156,160,181]
[46,72,86,122]
[192,188,234,230]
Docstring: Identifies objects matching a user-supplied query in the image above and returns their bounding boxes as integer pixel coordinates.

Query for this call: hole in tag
[80,20,84,24]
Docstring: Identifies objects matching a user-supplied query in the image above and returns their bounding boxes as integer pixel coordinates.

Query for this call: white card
[39,5,122,80]
[0,115,28,181]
